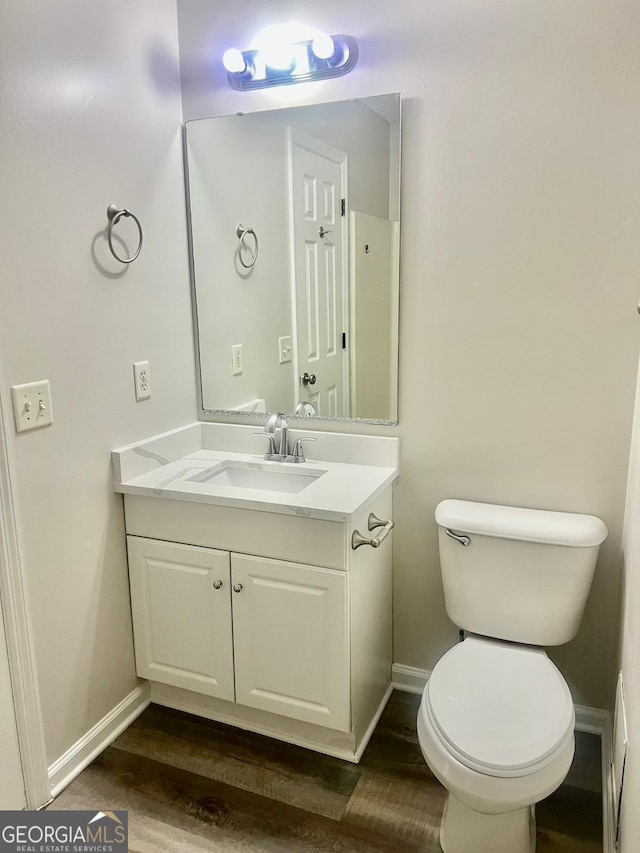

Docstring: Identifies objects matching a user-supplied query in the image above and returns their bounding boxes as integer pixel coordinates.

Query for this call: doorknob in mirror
[301,372,317,386]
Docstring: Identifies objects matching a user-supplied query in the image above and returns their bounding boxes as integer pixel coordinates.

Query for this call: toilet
[417,499,608,853]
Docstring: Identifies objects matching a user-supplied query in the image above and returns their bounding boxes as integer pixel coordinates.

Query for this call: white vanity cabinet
[127,538,350,731]
[123,487,393,761]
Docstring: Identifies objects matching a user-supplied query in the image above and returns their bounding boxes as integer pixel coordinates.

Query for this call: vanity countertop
[112,423,399,522]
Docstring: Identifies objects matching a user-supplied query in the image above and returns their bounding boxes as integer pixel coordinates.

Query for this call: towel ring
[107,204,143,264]
[236,223,259,269]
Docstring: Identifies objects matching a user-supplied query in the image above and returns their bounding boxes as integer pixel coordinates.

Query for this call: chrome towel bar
[351,513,395,550]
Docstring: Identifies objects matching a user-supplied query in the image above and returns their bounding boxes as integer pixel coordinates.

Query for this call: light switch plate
[278,336,293,364]
[11,380,54,433]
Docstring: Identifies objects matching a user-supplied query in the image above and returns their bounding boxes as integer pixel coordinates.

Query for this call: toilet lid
[427,637,574,776]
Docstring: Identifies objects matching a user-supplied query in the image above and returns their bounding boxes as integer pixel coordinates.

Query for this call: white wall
[0,1,196,768]
[177,0,640,709]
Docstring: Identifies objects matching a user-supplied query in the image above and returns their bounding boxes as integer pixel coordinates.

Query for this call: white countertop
[112,423,399,522]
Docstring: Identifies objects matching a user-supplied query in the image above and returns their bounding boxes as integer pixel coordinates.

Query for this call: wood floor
[52,691,603,852]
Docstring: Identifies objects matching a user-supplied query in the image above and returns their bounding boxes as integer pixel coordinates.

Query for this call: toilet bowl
[417,636,575,853]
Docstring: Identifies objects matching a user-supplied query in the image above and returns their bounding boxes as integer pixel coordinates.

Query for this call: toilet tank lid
[435,499,608,547]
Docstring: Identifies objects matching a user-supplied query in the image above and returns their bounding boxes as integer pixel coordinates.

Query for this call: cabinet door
[231,553,350,732]
[127,536,234,701]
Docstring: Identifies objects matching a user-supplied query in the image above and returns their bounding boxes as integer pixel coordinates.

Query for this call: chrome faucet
[265,412,290,458]
[255,412,316,463]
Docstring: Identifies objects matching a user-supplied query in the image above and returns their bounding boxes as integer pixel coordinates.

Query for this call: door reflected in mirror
[185,93,401,423]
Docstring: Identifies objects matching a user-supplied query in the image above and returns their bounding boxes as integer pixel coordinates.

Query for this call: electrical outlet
[133,361,151,401]
[232,344,243,376]
[278,336,293,364]
[11,380,54,433]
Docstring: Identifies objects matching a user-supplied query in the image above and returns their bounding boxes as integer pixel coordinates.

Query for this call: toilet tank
[435,500,608,646]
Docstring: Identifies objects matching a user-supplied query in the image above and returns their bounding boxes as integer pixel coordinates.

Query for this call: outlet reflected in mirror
[185,93,401,423]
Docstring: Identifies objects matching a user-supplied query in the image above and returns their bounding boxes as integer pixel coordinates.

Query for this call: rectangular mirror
[185,93,401,424]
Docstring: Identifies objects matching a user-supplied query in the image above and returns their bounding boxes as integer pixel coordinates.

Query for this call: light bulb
[222,48,247,74]
[311,33,335,60]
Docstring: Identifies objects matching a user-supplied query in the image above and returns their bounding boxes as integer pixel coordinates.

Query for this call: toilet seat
[426,636,574,778]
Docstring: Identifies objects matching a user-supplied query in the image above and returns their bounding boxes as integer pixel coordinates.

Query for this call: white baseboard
[391,662,429,694]
[574,703,609,735]
[392,662,614,851]
[48,683,150,798]
[354,683,394,762]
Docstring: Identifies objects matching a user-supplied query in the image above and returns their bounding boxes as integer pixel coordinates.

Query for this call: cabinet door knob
[233,583,243,593]
[212,579,223,590]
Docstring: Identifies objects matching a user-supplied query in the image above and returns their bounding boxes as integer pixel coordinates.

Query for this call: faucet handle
[290,437,316,463]
[253,432,278,457]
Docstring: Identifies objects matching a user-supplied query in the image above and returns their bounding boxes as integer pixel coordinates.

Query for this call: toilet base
[440,794,535,853]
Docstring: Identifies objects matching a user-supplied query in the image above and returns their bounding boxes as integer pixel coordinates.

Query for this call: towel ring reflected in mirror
[236,223,259,269]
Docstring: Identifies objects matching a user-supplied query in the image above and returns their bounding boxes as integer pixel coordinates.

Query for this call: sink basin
[187,461,325,494]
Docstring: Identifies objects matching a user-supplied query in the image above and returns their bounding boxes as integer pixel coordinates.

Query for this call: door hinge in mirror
[341,198,346,216]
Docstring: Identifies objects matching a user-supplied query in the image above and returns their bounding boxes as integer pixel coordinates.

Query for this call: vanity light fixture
[223,32,359,91]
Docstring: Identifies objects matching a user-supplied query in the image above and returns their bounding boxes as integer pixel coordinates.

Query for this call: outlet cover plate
[11,380,54,433]
[133,361,151,401]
